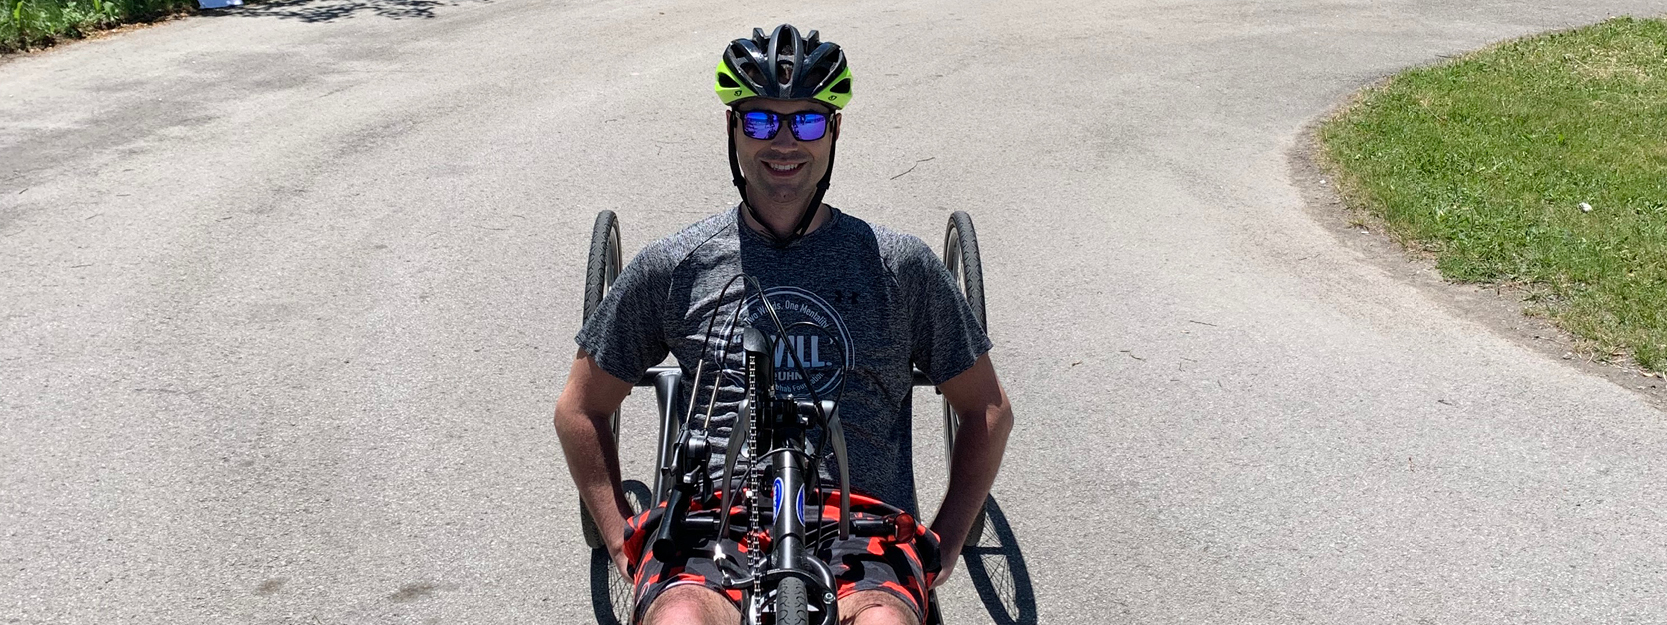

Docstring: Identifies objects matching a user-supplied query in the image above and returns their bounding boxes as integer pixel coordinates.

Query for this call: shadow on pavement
[589,479,650,625]
[960,495,1038,625]
[205,0,486,22]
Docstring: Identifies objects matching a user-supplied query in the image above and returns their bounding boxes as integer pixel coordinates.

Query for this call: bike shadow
[590,479,651,625]
[958,495,1038,625]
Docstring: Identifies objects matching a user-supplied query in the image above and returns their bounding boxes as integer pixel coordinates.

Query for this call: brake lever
[715,397,751,540]
[822,403,852,541]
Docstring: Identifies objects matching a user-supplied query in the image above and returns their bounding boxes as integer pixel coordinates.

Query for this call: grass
[1319,16,1667,373]
[1,0,201,52]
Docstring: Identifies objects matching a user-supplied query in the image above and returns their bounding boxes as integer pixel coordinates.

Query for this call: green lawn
[2,0,198,52]
[1320,17,1667,372]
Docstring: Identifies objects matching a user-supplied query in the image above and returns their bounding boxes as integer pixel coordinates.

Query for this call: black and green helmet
[715,25,853,109]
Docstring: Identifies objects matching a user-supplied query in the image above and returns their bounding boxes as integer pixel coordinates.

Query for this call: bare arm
[553,349,637,574]
[929,353,1013,587]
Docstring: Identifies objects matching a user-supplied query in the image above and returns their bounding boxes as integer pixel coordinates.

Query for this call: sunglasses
[735,110,831,142]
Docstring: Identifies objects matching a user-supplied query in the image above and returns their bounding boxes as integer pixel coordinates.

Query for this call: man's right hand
[606,516,631,578]
[553,349,639,580]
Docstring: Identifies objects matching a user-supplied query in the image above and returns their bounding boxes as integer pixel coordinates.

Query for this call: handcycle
[576,210,990,624]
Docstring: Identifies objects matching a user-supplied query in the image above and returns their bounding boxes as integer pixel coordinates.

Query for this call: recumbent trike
[575,210,990,625]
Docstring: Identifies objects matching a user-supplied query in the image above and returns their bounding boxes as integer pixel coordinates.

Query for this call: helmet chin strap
[728,113,836,249]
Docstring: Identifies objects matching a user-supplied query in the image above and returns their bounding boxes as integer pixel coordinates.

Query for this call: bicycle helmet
[714,25,852,109]
[715,25,853,247]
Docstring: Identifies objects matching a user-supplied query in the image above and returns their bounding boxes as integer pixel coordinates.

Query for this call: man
[553,25,1013,625]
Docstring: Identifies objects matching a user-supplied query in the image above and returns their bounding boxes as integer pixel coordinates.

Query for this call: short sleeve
[574,247,674,385]
[900,239,992,384]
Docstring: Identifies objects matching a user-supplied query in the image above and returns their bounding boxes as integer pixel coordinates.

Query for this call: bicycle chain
[746,359,764,608]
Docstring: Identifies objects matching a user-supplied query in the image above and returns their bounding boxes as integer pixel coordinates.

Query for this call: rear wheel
[941,211,988,545]
[774,576,810,625]
[583,210,623,320]
[942,211,987,328]
[580,210,625,551]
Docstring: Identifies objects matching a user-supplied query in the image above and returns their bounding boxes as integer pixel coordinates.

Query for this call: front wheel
[773,576,810,625]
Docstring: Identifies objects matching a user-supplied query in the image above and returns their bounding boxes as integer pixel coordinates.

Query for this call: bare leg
[838,589,920,625]
[642,584,741,625]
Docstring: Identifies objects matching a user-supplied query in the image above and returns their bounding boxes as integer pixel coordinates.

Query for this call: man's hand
[934,544,962,590]
[606,516,631,578]
[928,353,1013,588]
[554,349,638,579]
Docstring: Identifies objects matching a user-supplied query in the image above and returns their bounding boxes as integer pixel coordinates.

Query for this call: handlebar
[673,509,917,541]
[635,364,935,388]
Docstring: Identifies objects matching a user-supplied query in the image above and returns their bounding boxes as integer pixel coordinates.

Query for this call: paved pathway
[4,1,1666,622]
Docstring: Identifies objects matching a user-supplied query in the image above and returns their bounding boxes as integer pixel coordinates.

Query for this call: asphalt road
[5,1,1667,623]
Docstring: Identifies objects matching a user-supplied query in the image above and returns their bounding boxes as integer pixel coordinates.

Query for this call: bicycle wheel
[774,576,810,625]
[581,210,625,550]
[940,210,988,545]
[584,210,623,320]
[942,211,987,329]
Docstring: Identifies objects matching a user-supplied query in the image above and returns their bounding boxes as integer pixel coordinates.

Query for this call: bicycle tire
[944,211,987,330]
[583,210,623,321]
[941,211,988,546]
[774,576,811,625]
[581,210,624,551]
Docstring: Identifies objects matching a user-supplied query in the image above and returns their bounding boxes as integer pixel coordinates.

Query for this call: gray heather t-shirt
[575,206,990,513]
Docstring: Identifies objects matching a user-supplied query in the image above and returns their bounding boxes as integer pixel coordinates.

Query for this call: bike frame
[742,327,838,623]
[640,325,843,625]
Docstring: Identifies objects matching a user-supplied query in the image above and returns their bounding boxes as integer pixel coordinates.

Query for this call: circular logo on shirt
[725,286,853,398]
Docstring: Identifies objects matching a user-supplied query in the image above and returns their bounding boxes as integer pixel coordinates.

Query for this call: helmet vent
[741,62,766,87]
[829,77,851,94]
[717,72,740,89]
[774,31,795,62]
[803,67,827,88]
[776,61,795,85]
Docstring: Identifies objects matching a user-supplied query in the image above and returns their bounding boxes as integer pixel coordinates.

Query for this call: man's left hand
[933,541,962,588]
[927,353,1012,590]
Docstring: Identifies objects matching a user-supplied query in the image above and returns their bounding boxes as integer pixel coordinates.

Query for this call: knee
[642,584,735,625]
[840,591,920,625]
[642,599,703,625]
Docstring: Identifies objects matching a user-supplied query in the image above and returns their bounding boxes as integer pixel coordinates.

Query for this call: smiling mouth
[764,162,805,176]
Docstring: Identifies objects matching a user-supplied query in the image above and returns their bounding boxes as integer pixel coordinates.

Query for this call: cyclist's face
[731,99,838,206]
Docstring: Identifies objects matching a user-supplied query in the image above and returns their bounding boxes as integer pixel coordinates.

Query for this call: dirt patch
[389,581,446,603]
[254,578,287,595]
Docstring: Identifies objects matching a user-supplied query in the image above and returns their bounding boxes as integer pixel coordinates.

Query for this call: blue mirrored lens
[740,112,780,140]
[789,113,828,141]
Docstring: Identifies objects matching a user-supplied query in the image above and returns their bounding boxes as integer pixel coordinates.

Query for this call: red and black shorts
[620,490,940,624]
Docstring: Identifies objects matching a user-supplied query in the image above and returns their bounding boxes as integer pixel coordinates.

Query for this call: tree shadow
[205,0,489,23]
[960,495,1038,625]
[590,479,652,625]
